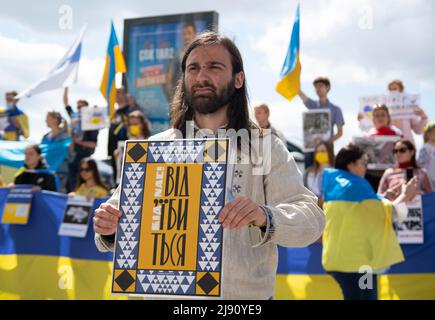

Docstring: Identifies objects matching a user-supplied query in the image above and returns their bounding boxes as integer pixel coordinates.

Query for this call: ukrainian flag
[100,21,126,118]
[276,3,301,101]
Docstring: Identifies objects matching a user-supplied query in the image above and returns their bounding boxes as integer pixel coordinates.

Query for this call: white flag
[17,25,87,99]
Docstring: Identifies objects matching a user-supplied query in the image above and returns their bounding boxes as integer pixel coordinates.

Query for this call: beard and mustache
[184,79,236,115]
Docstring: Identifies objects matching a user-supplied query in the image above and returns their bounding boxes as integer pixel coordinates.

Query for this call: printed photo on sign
[358,95,386,131]
[1,185,33,225]
[302,109,331,152]
[58,196,93,238]
[112,138,229,298]
[81,106,109,131]
[353,136,399,170]
[395,196,424,244]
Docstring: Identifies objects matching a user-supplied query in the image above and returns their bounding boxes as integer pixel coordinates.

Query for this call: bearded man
[94,32,325,300]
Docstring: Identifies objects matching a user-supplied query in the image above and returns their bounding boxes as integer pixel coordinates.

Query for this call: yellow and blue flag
[321,168,404,272]
[100,21,126,118]
[276,3,301,101]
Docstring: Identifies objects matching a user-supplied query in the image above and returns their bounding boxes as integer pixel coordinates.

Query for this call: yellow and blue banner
[276,3,301,102]
[0,188,127,299]
[100,21,127,118]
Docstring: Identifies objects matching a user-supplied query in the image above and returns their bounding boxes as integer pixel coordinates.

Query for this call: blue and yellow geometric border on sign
[112,139,228,297]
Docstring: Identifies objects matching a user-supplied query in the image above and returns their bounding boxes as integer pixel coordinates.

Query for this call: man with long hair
[93,32,325,299]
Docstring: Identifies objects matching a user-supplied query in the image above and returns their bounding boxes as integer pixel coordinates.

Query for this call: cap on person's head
[313,77,331,90]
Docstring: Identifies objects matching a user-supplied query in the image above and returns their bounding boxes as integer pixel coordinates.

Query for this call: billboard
[123,12,219,135]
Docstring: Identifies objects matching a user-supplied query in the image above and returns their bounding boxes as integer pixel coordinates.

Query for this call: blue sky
[0,0,434,158]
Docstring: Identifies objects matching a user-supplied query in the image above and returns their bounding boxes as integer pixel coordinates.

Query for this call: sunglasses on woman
[80,167,92,172]
[393,147,409,154]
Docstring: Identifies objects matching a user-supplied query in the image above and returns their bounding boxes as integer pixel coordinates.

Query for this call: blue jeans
[329,272,378,300]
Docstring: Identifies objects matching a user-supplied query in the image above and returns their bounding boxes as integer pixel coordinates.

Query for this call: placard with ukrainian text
[112,138,228,298]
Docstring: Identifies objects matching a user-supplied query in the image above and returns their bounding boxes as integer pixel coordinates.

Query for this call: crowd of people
[0,86,152,200]
[0,30,434,300]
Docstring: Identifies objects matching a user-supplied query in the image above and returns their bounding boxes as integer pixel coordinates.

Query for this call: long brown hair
[170,31,255,137]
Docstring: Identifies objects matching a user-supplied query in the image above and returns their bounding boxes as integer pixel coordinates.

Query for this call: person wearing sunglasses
[303,141,335,207]
[378,139,433,201]
[68,158,108,200]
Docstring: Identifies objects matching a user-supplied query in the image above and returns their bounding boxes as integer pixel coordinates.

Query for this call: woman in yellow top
[321,143,418,300]
[68,158,108,199]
